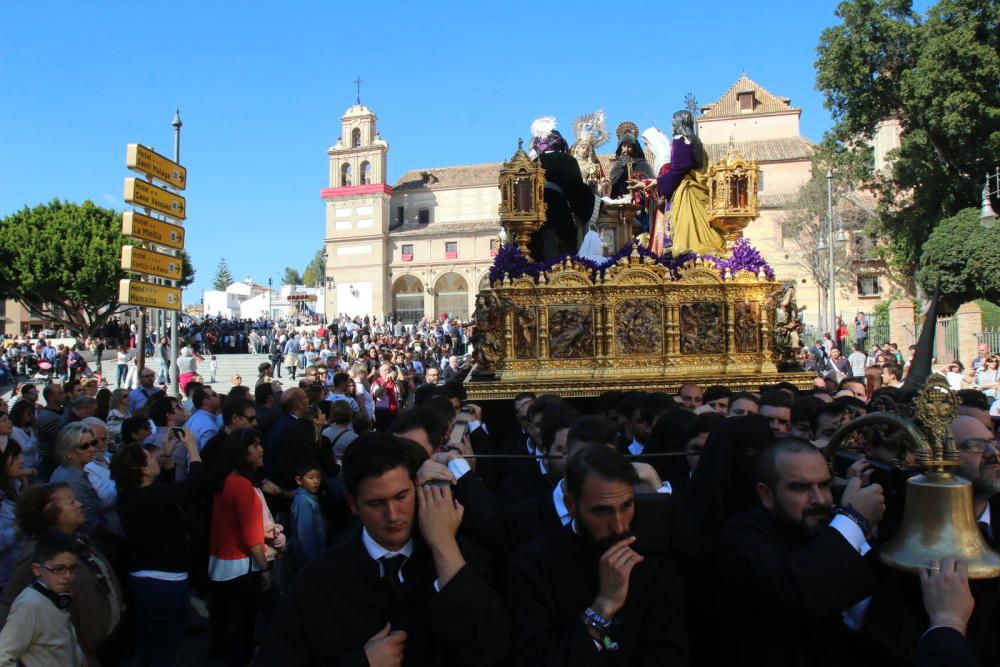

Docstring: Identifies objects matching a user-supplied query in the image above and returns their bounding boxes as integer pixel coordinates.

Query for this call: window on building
[360,161,371,185]
[340,163,352,187]
[395,206,404,225]
[738,91,754,112]
[351,128,361,148]
[857,275,882,297]
[853,233,879,261]
[445,241,458,259]
[758,171,764,192]
[418,208,430,224]
[490,239,499,257]
[401,244,414,261]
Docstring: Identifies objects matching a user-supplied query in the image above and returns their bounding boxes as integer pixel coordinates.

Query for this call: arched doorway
[434,273,469,321]
[392,275,424,324]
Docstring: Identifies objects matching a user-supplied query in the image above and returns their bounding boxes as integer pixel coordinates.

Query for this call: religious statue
[768,284,805,365]
[469,292,507,378]
[640,127,673,255]
[606,122,656,233]
[656,110,727,257]
[570,110,609,193]
[528,117,602,262]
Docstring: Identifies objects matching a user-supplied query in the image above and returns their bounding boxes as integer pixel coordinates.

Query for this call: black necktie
[980,521,995,544]
[381,554,406,596]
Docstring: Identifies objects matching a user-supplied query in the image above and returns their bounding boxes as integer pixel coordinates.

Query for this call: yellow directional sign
[126,144,187,190]
[119,279,182,311]
[122,211,185,250]
[124,177,186,220]
[121,245,182,281]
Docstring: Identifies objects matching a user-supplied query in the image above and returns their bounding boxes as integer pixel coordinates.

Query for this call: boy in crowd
[0,532,85,666]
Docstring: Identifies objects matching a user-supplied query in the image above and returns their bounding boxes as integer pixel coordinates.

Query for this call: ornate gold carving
[514,307,537,359]
[614,299,662,355]
[734,301,760,353]
[680,303,725,354]
[548,306,595,358]
[470,253,782,385]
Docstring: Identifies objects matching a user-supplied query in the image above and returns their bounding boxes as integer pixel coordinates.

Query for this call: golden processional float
[464,141,813,401]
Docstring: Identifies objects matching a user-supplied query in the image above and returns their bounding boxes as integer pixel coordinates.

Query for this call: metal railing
[977,328,1000,356]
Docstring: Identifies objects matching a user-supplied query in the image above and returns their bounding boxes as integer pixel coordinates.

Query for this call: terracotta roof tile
[394,163,505,191]
[391,220,501,237]
[705,137,815,163]
[700,74,800,119]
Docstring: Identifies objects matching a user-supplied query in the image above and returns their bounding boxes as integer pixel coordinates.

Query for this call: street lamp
[824,169,847,337]
[267,277,272,321]
[981,168,999,229]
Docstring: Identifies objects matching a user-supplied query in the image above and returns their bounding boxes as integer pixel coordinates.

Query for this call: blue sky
[0,1,905,300]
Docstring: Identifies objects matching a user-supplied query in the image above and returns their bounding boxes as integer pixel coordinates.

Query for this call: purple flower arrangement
[488,236,773,285]
[702,237,776,281]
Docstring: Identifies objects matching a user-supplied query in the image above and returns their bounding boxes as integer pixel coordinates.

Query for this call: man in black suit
[718,437,884,667]
[257,433,510,666]
[506,444,689,666]
[390,407,502,556]
[263,387,306,480]
[502,402,579,549]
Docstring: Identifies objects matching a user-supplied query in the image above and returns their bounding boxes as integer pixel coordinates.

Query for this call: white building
[201,278,325,320]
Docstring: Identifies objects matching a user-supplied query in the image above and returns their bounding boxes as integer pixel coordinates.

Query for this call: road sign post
[120,134,187,387]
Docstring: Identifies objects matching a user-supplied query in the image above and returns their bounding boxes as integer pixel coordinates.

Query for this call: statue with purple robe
[656,110,727,257]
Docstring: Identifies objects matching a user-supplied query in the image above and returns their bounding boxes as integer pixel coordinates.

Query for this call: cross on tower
[354,76,363,105]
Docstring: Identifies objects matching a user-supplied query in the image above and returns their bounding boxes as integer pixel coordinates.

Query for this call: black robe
[718,507,877,667]
[532,151,600,262]
[914,627,980,667]
[256,528,510,667]
[506,524,689,666]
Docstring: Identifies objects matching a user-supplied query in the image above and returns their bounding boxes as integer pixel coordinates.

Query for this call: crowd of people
[0,311,995,666]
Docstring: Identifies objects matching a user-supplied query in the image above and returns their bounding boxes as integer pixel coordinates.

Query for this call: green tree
[301,248,326,287]
[916,208,1000,308]
[177,250,196,288]
[282,267,302,285]
[213,258,234,291]
[0,200,119,335]
[815,0,1000,276]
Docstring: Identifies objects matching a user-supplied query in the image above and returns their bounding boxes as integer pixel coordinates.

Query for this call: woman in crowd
[8,401,38,477]
[208,428,271,666]
[95,387,112,422]
[975,356,999,399]
[0,440,28,588]
[115,345,130,389]
[105,389,131,452]
[110,429,203,667]
[49,423,120,544]
[865,364,882,400]
[176,347,200,395]
[0,483,123,666]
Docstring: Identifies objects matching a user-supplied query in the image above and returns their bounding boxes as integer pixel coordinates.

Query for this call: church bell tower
[321,99,392,320]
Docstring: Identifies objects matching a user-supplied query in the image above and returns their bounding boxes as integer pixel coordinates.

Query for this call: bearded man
[718,438,884,667]
[506,444,688,666]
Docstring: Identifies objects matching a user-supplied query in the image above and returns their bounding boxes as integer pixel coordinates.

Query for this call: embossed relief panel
[614,299,662,355]
[734,301,760,353]
[514,307,538,359]
[679,302,725,354]
[548,305,595,359]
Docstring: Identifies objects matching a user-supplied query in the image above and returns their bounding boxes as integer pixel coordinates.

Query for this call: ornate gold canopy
[497,140,547,257]
[708,150,761,250]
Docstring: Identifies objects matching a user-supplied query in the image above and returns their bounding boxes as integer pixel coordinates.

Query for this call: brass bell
[881,470,1000,579]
